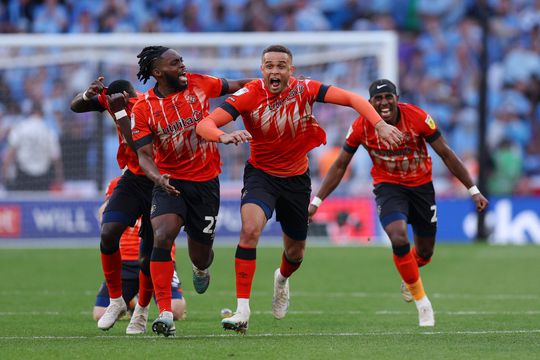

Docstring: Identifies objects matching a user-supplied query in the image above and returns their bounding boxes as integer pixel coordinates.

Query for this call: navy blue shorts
[241,163,311,241]
[150,177,220,245]
[373,182,437,237]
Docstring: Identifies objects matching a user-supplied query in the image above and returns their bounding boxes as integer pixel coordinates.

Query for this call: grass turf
[0,244,539,359]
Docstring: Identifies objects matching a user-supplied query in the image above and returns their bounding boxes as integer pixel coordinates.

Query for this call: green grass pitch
[0,244,539,359]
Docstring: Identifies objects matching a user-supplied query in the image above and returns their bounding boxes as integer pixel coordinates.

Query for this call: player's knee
[172,298,187,321]
[153,229,174,248]
[387,230,408,247]
[416,247,433,260]
[240,224,262,245]
[100,223,124,249]
[285,245,305,262]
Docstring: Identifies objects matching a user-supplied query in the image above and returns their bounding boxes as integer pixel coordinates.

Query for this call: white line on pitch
[0,329,539,340]
[1,310,540,317]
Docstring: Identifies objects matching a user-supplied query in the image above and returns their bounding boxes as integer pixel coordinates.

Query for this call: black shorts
[95,261,183,306]
[150,177,220,245]
[241,163,311,241]
[373,182,437,237]
[102,170,155,251]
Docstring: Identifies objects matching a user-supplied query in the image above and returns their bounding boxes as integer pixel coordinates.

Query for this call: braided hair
[136,46,170,84]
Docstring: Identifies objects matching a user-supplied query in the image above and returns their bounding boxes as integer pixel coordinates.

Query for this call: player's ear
[290,65,296,74]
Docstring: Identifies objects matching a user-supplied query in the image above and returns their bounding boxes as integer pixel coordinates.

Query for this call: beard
[164,72,187,91]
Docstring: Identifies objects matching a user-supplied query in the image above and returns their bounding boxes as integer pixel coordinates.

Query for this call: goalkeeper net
[0,31,397,196]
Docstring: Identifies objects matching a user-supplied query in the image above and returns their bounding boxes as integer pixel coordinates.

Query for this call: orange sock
[138,270,153,307]
[393,251,426,300]
[101,250,122,298]
[405,278,426,301]
[279,252,302,278]
[412,246,431,267]
[235,258,256,299]
[150,260,173,313]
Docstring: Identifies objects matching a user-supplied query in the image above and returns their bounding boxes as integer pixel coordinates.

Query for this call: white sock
[236,298,250,314]
[110,296,124,304]
[277,270,288,284]
[415,295,431,309]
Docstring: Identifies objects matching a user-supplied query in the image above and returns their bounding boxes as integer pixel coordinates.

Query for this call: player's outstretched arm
[323,86,403,147]
[137,143,180,196]
[430,136,488,212]
[70,76,107,113]
[308,149,354,222]
[196,108,251,145]
[226,79,253,94]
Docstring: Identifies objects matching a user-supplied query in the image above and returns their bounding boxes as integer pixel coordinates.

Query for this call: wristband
[82,91,91,101]
[114,109,128,119]
[310,196,322,207]
[468,185,480,196]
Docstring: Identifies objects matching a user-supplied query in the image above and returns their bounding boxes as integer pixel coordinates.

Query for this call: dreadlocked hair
[136,46,170,84]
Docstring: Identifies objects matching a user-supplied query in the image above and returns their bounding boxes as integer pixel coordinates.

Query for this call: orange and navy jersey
[98,91,146,176]
[104,177,176,262]
[344,103,441,187]
[221,77,330,177]
[132,73,226,182]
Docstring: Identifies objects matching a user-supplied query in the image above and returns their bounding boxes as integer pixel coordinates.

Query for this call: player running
[71,79,157,332]
[129,46,252,337]
[196,44,403,333]
[308,79,488,326]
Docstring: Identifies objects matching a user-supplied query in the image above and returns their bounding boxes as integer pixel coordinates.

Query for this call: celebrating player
[70,79,157,333]
[93,176,187,333]
[308,79,488,326]
[128,46,252,337]
[196,44,403,333]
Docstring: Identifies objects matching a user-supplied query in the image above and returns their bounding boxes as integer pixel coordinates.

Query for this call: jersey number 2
[430,205,438,223]
[203,216,217,234]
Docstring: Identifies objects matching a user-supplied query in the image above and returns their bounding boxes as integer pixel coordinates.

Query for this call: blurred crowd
[0,0,539,197]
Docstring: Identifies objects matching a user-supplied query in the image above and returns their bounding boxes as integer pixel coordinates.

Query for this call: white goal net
[0,31,397,196]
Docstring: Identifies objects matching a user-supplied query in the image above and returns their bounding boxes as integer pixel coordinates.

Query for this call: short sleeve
[344,118,363,153]
[131,100,153,150]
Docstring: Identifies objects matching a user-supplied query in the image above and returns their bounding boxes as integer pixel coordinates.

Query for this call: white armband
[468,185,480,196]
[82,91,91,101]
[114,109,128,119]
[310,196,322,207]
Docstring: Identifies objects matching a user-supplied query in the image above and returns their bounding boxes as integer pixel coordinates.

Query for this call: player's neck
[154,83,184,98]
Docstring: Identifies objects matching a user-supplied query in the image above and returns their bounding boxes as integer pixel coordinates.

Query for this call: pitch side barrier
[0,196,538,246]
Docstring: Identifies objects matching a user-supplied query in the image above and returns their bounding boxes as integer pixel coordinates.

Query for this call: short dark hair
[107,80,136,97]
[368,79,398,98]
[261,45,293,61]
[136,46,170,84]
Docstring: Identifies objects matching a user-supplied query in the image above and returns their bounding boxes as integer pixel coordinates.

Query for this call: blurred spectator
[0,0,538,196]
[1,104,64,191]
[488,139,523,196]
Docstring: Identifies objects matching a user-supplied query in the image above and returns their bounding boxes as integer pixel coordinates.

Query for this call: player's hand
[107,91,130,115]
[308,204,319,223]
[157,174,180,196]
[219,130,252,145]
[473,193,488,212]
[85,76,106,98]
[375,121,403,148]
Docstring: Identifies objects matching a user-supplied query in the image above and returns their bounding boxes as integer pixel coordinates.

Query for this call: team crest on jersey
[425,115,436,130]
[185,94,196,104]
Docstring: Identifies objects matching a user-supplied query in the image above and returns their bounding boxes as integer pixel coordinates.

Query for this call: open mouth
[179,71,188,84]
[379,107,392,119]
[269,78,281,91]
